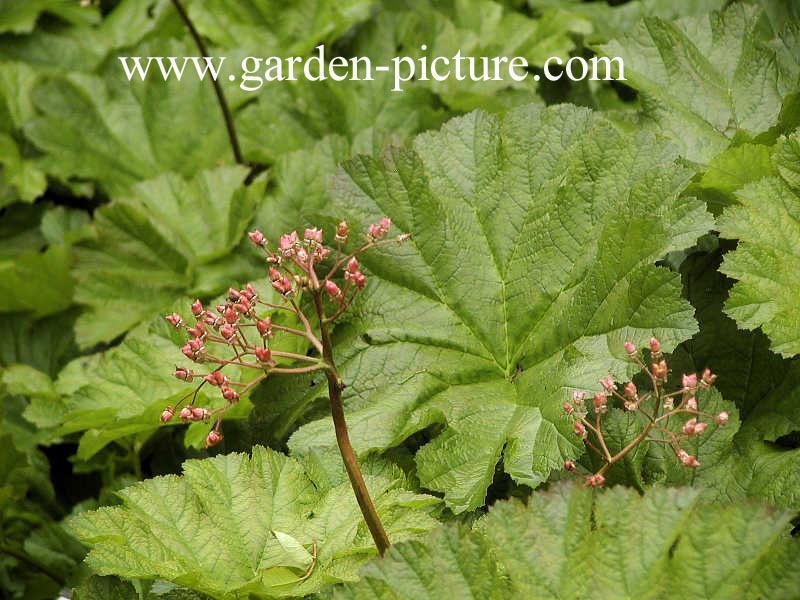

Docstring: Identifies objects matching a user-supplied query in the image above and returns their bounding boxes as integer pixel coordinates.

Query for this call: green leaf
[529,0,727,41]
[339,483,800,599]
[597,4,799,163]
[283,103,712,512]
[187,0,376,56]
[692,142,776,213]
[333,523,511,600]
[0,310,78,378]
[52,308,248,460]
[72,165,263,348]
[73,575,215,600]
[718,131,800,357]
[0,204,87,318]
[0,0,100,34]
[68,446,441,599]
[667,249,800,509]
[24,37,240,195]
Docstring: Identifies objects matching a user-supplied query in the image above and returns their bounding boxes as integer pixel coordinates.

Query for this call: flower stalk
[564,338,727,487]
[161,218,407,555]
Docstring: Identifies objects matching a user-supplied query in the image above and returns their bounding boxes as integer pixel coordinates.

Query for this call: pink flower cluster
[562,337,729,487]
[159,218,409,448]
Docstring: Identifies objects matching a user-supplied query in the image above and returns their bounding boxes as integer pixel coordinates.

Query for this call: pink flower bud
[367,217,391,240]
[256,318,273,338]
[268,267,281,281]
[220,323,236,340]
[221,385,239,402]
[599,375,616,392]
[682,373,698,391]
[205,429,223,448]
[325,280,342,299]
[191,407,210,421]
[255,347,272,364]
[242,284,257,300]
[563,402,574,415]
[248,230,266,246]
[173,366,193,381]
[573,421,586,437]
[228,287,241,301]
[279,231,298,256]
[186,325,204,339]
[693,422,707,435]
[181,339,205,361]
[652,360,668,379]
[191,299,203,317]
[587,474,605,487]
[649,337,661,353]
[234,301,249,314]
[224,307,238,324]
[624,341,636,356]
[593,392,607,413]
[160,407,174,423]
[686,397,698,411]
[682,418,697,436]
[204,371,227,386]
[304,228,323,243]
[336,220,348,242]
[296,247,309,263]
[179,406,194,421]
[165,313,183,328]
[347,257,359,274]
[215,304,226,314]
[564,460,576,472]
[271,276,293,295]
[353,272,367,289]
[677,449,699,468]
[623,381,637,399]
[700,368,717,388]
[715,411,729,425]
[397,232,411,242]
[572,391,585,404]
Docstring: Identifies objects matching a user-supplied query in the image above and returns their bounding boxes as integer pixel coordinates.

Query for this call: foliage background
[0,0,799,598]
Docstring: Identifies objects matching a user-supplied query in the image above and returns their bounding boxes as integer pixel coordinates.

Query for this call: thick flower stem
[312,292,391,556]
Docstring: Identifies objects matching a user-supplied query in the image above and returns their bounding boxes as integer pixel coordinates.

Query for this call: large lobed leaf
[283,103,713,512]
[718,131,800,357]
[68,446,441,599]
[336,483,800,599]
[597,3,799,164]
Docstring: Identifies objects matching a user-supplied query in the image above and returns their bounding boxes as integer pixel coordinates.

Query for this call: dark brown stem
[170,0,243,164]
[312,291,391,556]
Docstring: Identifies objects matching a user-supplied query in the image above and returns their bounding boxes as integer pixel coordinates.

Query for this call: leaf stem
[311,290,390,556]
[170,0,243,165]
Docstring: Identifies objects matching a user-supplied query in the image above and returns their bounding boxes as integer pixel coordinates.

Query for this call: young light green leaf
[68,446,441,599]
[286,103,712,512]
[718,131,800,357]
[338,483,800,599]
[72,165,263,348]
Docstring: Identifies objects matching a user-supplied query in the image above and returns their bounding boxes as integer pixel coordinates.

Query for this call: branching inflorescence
[160,217,409,555]
[563,338,728,487]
